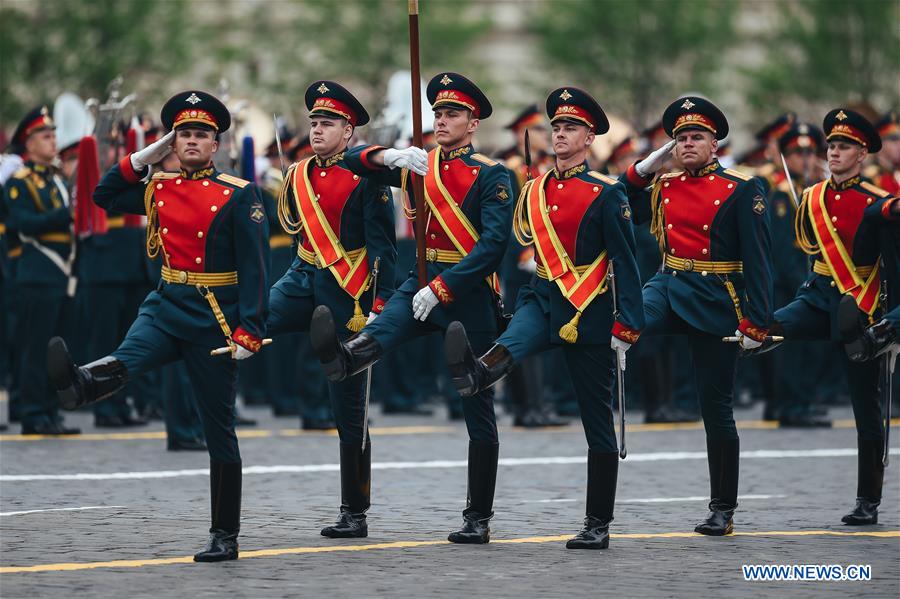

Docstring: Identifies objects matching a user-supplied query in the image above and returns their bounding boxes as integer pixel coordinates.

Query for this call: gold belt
[535,263,590,280]
[298,245,364,268]
[106,216,125,229]
[813,260,874,279]
[270,234,293,249]
[38,232,71,243]
[420,248,464,263]
[664,255,743,274]
[161,266,238,286]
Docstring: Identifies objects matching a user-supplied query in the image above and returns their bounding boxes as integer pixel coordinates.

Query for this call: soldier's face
[826,140,866,176]
[882,136,900,166]
[433,108,478,148]
[551,121,594,160]
[674,130,717,170]
[309,117,352,157]
[25,128,57,164]
[784,148,816,178]
[174,127,217,169]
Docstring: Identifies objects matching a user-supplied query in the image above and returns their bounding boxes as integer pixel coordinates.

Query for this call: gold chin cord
[198,285,236,352]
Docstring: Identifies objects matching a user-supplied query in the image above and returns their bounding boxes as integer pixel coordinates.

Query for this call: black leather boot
[448,441,499,544]
[695,437,739,536]
[445,321,514,397]
[194,461,241,562]
[842,438,883,525]
[48,337,129,410]
[567,450,618,549]
[322,442,371,538]
[310,306,382,382]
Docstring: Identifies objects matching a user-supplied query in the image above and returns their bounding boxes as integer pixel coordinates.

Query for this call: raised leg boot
[445,321,514,397]
[48,337,129,410]
[310,306,382,382]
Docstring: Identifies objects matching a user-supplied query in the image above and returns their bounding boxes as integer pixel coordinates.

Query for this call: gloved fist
[383,147,428,176]
[131,130,176,171]
[412,286,440,321]
[635,139,676,178]
[610,336,631,371]
[232,345,254,360]
[734,329,762,350]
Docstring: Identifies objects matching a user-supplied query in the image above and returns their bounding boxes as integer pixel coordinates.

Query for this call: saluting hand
[130,130,176,171]
[384,147,429,176]
[635,139,676,178]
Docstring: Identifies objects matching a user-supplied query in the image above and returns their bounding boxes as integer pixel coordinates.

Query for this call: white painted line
[0,505,125,517]
[2,448,897,482]
[529,494,786,504]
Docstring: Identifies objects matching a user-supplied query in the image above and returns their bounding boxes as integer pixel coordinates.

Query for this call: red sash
[807,181,880,315]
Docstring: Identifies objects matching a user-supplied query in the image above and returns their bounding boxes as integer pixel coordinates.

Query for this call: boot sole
[321,528,368,538]
[694,523,734,536]
[47,337,80,410]
[310,306,345,382]
[566,539,610,549]
[193,551,239,562]
[444,322,477,397]
[447,534,490,544]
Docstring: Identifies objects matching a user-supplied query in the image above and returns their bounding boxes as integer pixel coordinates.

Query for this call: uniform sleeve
[362,182,397,312]
[429,165,513,302]
[737,177,774,339]
[344,144,404,188]
[231,184,271,352]
[5,177,72,235]
[92,155,150,215]
[602,184,645,342]
[619,166,654,226]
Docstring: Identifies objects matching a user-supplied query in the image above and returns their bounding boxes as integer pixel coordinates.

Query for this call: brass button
[667,224,673,229]
[831,216,838,223]
[197,231,204,238]
[552,205,559,211]
[175,179,182,185]
[157,200,164,207]
[557,183,564,189]
[727,183,733,189]
[210,205,218,212]
[443,164,449,171]
[701,270,708,276]
[195,257,202,264]
[316,193,321,199]
[866,197,873,204]
[830,280,836,287]
[680,176,686,181]
[471,169,477,175]
[202,181,210,186]
[835,194,841,200]
[320,171,327,177]
[664,182,670,188]
[223,189,230,195]
[353,175,359,180]
[156,183,163,189]
[714,200,720,206]
[702,248,708,255]
[708,175,715,181]
[162,227,168,234]
[664,198,670,204]
[703,224,709,231]
[430,233,436,240]
[670,248,676,255]
[593,186,599,192]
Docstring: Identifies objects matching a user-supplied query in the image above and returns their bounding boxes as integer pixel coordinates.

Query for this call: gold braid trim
[649,180,666,256]
[277,163,303,235]
[794,187,819,255]
[512,180,534,246]
[199,286,234,344]
[399,168,416,220]
[723,277,745,321]
[143,182,164,261]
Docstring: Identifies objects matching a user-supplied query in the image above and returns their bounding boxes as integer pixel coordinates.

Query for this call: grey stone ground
[1,405,898,598]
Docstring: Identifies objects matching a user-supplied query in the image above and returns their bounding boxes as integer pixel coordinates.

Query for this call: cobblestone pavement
[1,405,898,598]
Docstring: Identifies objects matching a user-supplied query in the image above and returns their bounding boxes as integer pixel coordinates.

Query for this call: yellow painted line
[1,530,897,574]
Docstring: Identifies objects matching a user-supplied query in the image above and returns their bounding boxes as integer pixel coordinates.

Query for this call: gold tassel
[346,299,367,333]
[793,188,819,256]
[649,181,666,257]
[558,311,582,344]
[277,163,304,235]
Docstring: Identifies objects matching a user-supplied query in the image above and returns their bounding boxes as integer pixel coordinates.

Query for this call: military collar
[180,165,215,180]
[552,161,588,180]
[687,160,720,178]
[830,174,861,191]
[25,160,52,177]
[315,151,345,168]
[441,144,473,161]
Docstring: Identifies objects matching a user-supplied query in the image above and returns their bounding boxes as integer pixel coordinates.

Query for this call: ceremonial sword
[883,346,896,467]
[362,257,381,452]
[608,260,626,459]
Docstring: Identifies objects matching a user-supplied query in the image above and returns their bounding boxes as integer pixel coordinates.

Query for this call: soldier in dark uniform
[47,90,270,562]
[762,109,893,526]
[5,106,81,435]
[310,72,512,544]
[271,81,398,537]
[445,87,645,549]
[628,97,773,536]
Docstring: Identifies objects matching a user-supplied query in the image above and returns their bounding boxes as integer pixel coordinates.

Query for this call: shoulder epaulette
[470,153,498,167]
[151,171,179,181]
[587,170,618,185]
[217,173,250,188]
[11,167,31,179]
[659,171,683,180]
[860,181,889,198]
[724,168,753,181]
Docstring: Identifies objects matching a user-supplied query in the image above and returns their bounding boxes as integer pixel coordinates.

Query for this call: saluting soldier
[5,106,81,435]
[444,87,645,549]
[270,80,398,538]
[628,97,773,536]
[763,109,893,525]
[47,90,270,562]
[309,72,513,544]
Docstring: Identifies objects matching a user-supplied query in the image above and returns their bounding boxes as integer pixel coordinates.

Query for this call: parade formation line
[1,418,897,443]
[3,447,898,483]
[2,529,897,574]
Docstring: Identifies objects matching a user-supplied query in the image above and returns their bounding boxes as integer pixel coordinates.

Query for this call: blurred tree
[745,0,900,114]
[1,0,189,125]
[530,0,738,127]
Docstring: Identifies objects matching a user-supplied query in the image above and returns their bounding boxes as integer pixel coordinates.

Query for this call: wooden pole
[408,0,428,288]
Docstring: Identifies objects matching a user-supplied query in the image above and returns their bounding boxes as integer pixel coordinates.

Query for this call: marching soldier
[763,109,893,525]
[272,81,398,537]
[864,110,899,195]
[5,106,81,435]
[628,97,773,536]
[309,72,512,544]
[47,90,270,561]
[444,87,645,549]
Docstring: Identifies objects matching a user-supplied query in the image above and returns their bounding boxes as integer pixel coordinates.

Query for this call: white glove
[383,147,428,176]
[366,311,378,325]
[412,286,440,321]
[610,336,631,371]
[635,139,676,178]
[130,130,176,171]
[0,153,24,186]
[232,345,254,360]
[734,329,762,350]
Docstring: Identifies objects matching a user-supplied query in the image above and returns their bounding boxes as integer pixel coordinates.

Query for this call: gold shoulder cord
[512,180,533,246]
[649,180,666,257]
[399,168,416,220]
[277,163,303,235]
[143,182,167,264]
[794,188,818,255]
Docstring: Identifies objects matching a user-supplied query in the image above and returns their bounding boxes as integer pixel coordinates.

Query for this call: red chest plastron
[155,177,234,271]
[545,177,601,259]
[824,186,872,258]
[426,158,479,251]
[662,174,735,260]
[301,164,361,253]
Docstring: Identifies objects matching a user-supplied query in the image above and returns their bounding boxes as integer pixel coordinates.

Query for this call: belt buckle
[682,258,694,272]
[426,248,437,262]
[178,270,188,284]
